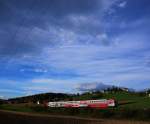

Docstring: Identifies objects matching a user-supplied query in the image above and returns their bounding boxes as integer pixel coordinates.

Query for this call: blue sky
[0,0,150,98]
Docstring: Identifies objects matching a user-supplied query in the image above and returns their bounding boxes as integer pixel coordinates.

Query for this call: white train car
[47,99,115,108]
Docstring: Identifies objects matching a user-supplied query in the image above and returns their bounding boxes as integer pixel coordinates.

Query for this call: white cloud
[0,96,4,99]
[75,82,111,92]
[34,69,47,73]
[20,68,47,73]
[1,0,150,98]
[118,1,127,8]
[31,78,69,84]
[101,0,119,10]
[4,23,150,94]
[76,83,97,90]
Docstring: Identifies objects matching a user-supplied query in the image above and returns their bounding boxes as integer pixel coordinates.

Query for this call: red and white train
[47,99,115,109]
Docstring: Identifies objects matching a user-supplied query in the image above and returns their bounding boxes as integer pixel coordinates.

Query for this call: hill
[6,85,134,103]
[4,86,150,110]
[1,89,150,121]
[7,93,72,104]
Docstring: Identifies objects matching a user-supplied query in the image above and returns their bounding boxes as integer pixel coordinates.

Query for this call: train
[47,99,116,109]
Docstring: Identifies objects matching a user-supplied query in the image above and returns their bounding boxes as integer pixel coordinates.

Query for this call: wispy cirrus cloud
[0,0,150,97]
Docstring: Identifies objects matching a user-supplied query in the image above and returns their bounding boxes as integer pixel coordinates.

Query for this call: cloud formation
[75,82,112,92]
[0,0,150,97]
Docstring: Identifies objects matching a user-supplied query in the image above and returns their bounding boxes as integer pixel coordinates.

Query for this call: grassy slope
[104,92,150,109]
[1,92,150,120]
[73,92,150,109]
[1,92,150,110]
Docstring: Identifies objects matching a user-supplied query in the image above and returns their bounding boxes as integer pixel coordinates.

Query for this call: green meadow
[1,91,150,120]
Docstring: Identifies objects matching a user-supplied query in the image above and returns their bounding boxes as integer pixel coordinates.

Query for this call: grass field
[104,92,150,109]
[73,92,150,109]
[1,92,150,121]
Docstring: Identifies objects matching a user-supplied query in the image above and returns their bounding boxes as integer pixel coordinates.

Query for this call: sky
[0,0,150,98]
